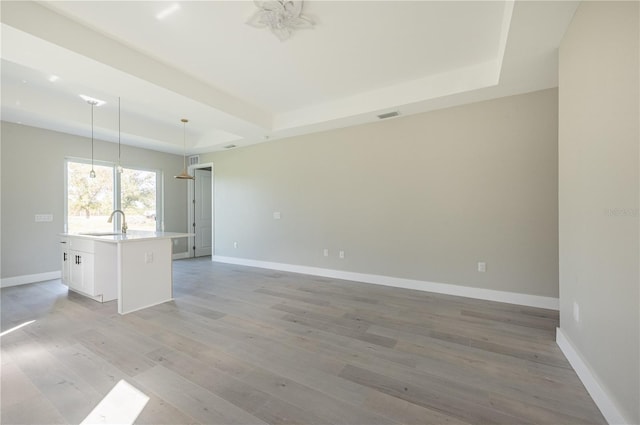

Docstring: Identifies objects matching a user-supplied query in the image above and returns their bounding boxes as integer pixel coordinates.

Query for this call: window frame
[64,157,164,234]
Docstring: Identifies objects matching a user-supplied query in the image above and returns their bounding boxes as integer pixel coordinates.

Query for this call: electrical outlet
[233,242,238,249]
[323,248,329,257]
[273,212,281,220]
[477,262,486,272]
[145,252,154,264]
[339,250,345,259]
[573,301,580,323]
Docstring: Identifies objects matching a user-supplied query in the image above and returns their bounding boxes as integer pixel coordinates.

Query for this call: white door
[194,168,212,257]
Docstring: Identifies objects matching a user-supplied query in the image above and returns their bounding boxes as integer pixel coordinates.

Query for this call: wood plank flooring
[1,257,606,424]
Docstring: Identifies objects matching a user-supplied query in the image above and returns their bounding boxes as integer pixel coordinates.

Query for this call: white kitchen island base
[118,238,172,314]
[61,231,191,314]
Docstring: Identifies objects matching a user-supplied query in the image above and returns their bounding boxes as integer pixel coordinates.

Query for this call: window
[66,162,114,233]
[65,159,162,234]
[120,168,157,232]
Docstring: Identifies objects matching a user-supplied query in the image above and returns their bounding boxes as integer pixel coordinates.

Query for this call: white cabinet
[61,237,100,297]
[69,251,95,295]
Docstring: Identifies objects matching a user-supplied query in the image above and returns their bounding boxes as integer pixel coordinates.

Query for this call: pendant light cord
[86,99,98,178]
[183,120,187,169]
[91,103,95,171]
[175,118,193,179]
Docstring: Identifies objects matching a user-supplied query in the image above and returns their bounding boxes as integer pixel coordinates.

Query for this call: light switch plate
[35,214,53,222]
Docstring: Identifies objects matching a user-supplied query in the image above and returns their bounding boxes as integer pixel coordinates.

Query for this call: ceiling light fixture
[48,75,59,82]
[116,97,123,174]
[156,3,180,20]
[87,100,98,178]
[174,119,194,180]
[247,0,313,41]
[79,94,106,107]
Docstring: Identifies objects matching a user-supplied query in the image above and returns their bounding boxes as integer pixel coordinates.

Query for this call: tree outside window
[67,162,114,233]
[121,168,157,231]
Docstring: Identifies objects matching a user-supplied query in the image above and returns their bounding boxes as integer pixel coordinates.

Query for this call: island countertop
[61,231,192,243]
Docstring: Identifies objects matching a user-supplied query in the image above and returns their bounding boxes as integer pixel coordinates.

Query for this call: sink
[79,232,123,236]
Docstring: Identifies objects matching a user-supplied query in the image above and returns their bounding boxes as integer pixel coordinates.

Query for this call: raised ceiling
[1,1,579,155]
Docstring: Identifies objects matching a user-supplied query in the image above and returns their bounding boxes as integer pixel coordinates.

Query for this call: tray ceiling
[1,1,579,154]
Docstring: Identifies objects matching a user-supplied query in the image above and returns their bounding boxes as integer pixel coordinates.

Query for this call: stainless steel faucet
[107,210,128,234]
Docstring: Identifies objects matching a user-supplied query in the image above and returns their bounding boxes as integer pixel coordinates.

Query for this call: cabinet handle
[63,252,67,261]
[77,255,82,265]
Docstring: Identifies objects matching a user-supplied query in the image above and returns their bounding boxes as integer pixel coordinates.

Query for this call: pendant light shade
[175,118,194,180]
[88,100,98,178]
[175,169,194,179]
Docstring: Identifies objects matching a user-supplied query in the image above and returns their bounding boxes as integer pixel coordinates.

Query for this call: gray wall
[0,122,189,280]
[201,88,559,298]
[559,2,639,423]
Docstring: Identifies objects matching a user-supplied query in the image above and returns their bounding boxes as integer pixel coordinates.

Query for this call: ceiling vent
[377,111,400,120]
[188,155,200,166]
[224,144,237,149]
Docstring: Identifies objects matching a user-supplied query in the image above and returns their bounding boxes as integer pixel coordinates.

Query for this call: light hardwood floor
[1,257,605,424]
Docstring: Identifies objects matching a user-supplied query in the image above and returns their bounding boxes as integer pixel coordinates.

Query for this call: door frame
[187,162,214,259]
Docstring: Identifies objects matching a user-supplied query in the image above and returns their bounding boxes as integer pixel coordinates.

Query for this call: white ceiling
[1,0,579,155]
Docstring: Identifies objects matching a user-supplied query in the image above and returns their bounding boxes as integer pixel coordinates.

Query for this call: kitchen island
[60,231,191,314]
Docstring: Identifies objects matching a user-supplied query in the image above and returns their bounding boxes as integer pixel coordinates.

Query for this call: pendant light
[116,97,123,173]
[88,100,98,178]
[174,118,194,180]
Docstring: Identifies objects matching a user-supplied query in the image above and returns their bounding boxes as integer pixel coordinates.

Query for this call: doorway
[187,164,213,258]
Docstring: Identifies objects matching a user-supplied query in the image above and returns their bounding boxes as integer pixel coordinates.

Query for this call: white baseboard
[172,252,191,260]
[556,328,629,425]
[212,256,559,310]
[1,271,62,288]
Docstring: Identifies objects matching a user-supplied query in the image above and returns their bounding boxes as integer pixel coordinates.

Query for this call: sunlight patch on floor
[80,379,149,425]
[0,320,35,337]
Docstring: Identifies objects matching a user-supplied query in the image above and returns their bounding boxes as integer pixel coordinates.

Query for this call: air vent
[377,111,400,120]
[188,155,199,166]
[224,144,237,149]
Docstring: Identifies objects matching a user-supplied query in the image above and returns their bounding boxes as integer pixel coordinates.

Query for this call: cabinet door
[69,251,96,296]
[68,252,84,292]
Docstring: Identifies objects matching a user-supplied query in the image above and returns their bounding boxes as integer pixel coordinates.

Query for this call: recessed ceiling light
[48,75,59,82]
[79,94,106,107]
[156,3,180,20]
